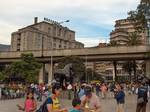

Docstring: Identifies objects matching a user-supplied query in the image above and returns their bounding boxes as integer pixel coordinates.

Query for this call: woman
[17,91,37,112]
[46,84,68,112]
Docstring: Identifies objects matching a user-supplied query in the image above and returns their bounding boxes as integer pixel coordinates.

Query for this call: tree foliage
[86,68,104,82]
[57,56,86,79]
[122,61,138,82]
[127,32,142,46]
[4,53,42,83]
[108,40,118,47]
[128,0,150,32]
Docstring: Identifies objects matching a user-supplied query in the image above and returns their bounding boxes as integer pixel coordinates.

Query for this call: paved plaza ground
[0,94,149,112]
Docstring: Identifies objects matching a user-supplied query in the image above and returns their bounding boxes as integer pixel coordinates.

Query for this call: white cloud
[0,0,141,46]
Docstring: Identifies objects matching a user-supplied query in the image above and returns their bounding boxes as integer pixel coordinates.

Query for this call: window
[64,30,67,37]
[58,28,61,36]
[53,43,56,47]
[53,38,56,42]
[17,37,21,41]
[59,45,62,48]
[53,26,56,36]
[48,27,51,34]
[17,48,20,51]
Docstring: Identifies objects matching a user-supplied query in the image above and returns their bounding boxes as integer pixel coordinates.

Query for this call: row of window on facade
[47,27,73,39]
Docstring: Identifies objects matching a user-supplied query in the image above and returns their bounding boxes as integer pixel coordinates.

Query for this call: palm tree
[126,32,142,46]
[128,0,149,33]
[141,0,150,5]
[108,40,118,47]
[122,61,137,82]
[124,32,141,82]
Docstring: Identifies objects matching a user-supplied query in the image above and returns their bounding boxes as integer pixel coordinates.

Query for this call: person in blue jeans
[114,83,125,112]
[69,98,81,112]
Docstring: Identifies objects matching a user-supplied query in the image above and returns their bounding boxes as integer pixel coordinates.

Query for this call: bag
[137,97,144,104]
[36,97,53,112]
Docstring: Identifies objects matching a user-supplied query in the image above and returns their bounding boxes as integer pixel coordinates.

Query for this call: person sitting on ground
[69,98,81,112]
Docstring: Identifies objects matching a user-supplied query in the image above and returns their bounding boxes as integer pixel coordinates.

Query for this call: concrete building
[110,19,147,45]
[11,17,84,51]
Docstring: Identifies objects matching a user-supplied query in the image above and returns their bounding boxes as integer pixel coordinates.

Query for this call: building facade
[11,18,84,51]
[110,19,147,45]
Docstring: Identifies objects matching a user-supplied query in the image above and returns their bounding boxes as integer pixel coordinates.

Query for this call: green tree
[4,53,42,83]
[122,61,137,82]
[0,72,5,81]
[57,56,86,80]
[86,68,104,82]
[108,40,118,47]
[126,32,142,46]
[128,0,150,32]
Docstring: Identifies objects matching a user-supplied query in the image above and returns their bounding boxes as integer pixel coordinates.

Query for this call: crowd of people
[7,80,148,112]
[0,80,150,112]
[0,83,25,100]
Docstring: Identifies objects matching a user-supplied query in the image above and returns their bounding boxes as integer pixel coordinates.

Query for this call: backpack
[36,97,53,112]
[137,87,148,104]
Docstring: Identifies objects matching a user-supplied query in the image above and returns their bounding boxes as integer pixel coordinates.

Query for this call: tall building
[11,17,84,51]
[110,19,147,45]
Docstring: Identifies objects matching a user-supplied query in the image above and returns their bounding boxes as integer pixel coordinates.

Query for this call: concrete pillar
[146,60,150,78]
[113,61,117,82]
[112,68,115,81]
[39,66,44,84]
[45,63,53,84]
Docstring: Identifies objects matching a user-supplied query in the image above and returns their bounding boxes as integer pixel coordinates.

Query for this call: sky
[0,0,140,47]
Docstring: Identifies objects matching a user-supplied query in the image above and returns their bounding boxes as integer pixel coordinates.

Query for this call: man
[78,84,85,99]
[95,83,100,97]
[114,84,125,112]
[67,83,73,100]
[136,82,148,112]
[80,86,101,112]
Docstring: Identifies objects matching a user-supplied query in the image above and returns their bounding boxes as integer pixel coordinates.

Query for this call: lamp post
[41,36,45,83]
[85,56,88,83]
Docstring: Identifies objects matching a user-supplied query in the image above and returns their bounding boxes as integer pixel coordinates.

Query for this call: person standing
[17,91,37,112]
[46,84,68,112]
[114,84,125,112]
[101,83,107,99]
[78,84,85,99]
[95,83,100,97]
[67,83,73,100]
[136,82,148,112]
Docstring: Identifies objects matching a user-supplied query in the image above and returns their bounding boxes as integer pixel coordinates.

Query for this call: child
[17,91,37,112]
[69,98,81,112]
